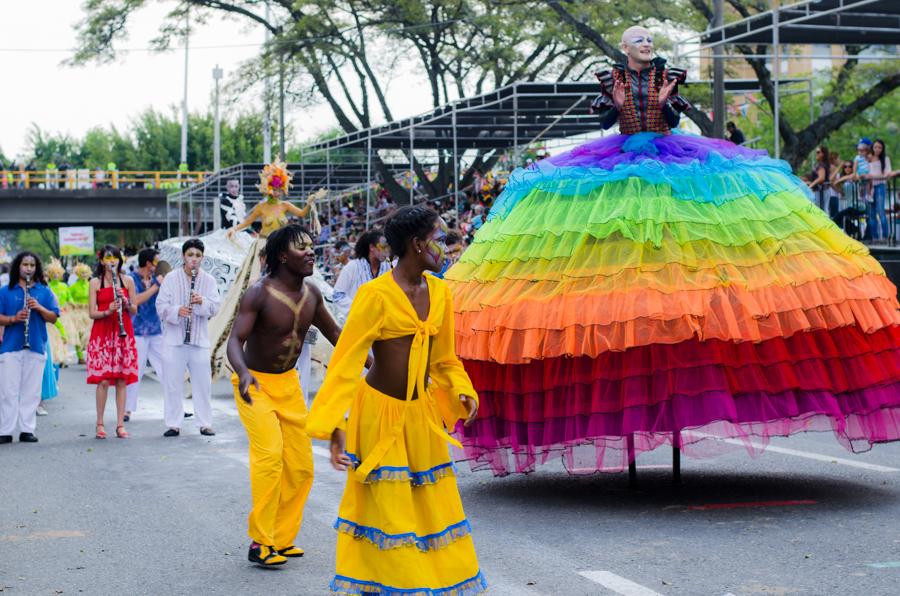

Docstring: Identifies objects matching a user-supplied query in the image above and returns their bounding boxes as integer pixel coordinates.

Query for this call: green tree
[67,0,640,202]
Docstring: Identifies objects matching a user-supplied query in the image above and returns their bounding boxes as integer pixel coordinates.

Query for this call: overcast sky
[0,1,431,160]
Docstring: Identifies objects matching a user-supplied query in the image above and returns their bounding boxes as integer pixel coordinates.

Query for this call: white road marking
[578,571,664,596]
[690,433,900,473]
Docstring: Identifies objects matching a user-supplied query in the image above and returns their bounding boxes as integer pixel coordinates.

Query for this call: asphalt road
[2,366,900,596]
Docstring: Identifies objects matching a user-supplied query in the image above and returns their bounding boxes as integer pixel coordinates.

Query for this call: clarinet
[22,273,32,349]
[108,264,127,337]
[183,267,197,344]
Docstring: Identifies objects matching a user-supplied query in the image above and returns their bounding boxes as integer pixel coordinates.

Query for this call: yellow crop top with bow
[306,272,478,442]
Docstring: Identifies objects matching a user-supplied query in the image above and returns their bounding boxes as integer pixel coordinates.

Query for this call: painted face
[183,248,203,271]
[283,233,316,276]
[226,179,240,197]
[422,219,449,273]
[622,28,654,64]
[373,237,389,263]
[102,254,120,271]
[19,256,36,280]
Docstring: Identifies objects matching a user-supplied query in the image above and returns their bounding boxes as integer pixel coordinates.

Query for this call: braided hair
[264,223,312,276]
[384,205,438,259]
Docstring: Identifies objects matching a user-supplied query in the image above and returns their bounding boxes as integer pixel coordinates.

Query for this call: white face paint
[621,27,654,66]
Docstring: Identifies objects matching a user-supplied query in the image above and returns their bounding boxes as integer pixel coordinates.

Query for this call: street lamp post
[213,65,223,172]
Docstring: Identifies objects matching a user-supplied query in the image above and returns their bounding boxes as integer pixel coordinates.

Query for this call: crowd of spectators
[805,138,897,244]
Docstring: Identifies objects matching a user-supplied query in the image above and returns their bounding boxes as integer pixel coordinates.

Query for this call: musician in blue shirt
[125,248,166,421]
[0,252,59,443]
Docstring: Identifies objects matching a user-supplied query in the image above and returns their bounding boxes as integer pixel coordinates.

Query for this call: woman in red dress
[87,245,139,439]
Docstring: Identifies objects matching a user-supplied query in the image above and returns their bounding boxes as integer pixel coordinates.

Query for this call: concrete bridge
[0,188,170,229]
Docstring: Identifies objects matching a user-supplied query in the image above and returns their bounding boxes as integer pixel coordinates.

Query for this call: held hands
[460,394,478,427]
[330,428,353,471]
[238,371,260,404]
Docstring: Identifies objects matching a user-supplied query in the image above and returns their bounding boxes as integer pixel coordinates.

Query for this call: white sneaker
[36,405,48,416]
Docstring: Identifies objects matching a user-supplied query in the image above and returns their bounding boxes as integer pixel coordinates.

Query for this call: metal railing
[813,177,900,246]
[0,169,207,190]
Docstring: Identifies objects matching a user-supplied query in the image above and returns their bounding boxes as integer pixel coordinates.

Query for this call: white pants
[0,350,47,436]
[162,345,212,430]
[126,334,165,413]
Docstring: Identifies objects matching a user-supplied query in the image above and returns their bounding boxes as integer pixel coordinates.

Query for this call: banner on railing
[59,226,94,257]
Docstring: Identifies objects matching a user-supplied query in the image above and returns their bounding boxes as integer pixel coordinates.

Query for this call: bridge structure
[0,170,206,230]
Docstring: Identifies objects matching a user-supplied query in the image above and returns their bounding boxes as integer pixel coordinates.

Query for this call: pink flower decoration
[271,174,284,189]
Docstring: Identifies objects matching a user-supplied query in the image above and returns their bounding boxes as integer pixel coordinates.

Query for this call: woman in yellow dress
[209,158,325,378]
[307,205,486,595]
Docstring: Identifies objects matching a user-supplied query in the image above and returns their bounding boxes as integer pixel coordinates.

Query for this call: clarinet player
[156,239,221,437]
[0,252,59,444]
[87,246,138,440]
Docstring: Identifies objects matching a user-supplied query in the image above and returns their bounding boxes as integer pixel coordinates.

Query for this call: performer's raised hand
[658,71,678,108]
[612,78,627,111]
[460,395,478,427]
[238,371,260,404]
[307,187,327,206]
[330,428,353,471]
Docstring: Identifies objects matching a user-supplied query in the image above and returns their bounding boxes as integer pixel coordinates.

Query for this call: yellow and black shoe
[248,543,287,567]
[277,545,304,558]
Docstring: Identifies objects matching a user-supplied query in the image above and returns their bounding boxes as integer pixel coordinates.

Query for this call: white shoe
[36,405,48,416]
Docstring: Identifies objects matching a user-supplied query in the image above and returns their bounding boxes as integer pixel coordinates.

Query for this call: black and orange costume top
[592,57,691,134]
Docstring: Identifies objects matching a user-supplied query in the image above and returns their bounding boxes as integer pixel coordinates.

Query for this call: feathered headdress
[46,257,65,280]
[74,262,92,279]
[258,156,292,197]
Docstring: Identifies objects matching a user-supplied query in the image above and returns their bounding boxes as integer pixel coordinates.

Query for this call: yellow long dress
[307,273,487,595]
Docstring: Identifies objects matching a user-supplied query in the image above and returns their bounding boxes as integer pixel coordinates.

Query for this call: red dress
[86,284,138,385]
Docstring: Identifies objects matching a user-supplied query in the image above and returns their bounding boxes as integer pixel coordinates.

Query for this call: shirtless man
[227,223,342,567]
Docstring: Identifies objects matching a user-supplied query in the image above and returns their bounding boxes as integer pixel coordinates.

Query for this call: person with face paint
[68,262,92,364]
[156,239,221,437]
[87,245,139,440]
[215,178,247,231]
[443,24,900,477]
[226,224,343,567]
[124,248,166,421]
[307,206,485,595]
[0,252,59,443]
[331,230,392,324]
[208,158,325,380]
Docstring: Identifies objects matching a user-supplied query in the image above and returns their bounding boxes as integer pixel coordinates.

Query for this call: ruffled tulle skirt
[330,383,486,595]
[444,131,900,475]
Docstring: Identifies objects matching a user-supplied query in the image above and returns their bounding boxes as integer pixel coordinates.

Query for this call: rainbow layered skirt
[445,131,900,475]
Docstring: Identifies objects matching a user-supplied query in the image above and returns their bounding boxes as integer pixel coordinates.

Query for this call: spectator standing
[866,139,893,244]
[726,121,745,145]
[332,230,391,323]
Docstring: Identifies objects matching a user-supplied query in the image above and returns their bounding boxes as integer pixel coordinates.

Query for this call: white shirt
[156,268,221,348]
[332,257,391,322]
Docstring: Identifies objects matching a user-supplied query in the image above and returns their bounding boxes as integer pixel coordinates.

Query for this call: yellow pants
[232,369,313,549]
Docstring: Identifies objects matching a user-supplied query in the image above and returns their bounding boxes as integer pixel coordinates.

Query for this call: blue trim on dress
[345,452,458,486]
[329,570,488,595]
[334,517,473,552]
